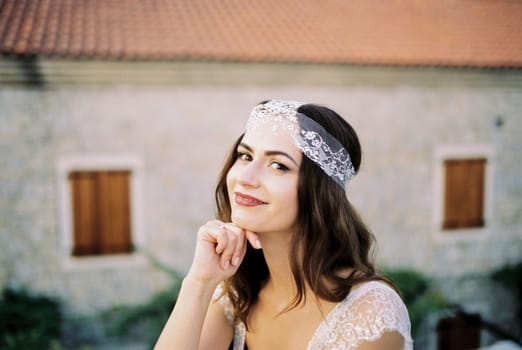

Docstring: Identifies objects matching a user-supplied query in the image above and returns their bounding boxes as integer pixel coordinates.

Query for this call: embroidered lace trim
[307,281,413,350]
[213,281,412,350]
[246,99,356,188]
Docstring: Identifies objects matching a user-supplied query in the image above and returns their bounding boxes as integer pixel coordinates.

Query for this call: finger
[219,227,240,270]
[219,235,237,270]
[213,224,228,254]
[197,223,217,246]
[245,230,262,249]
[230,229,246,267]
[220,224,247,266]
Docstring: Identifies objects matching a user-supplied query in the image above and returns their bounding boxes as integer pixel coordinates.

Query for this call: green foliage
[100,249,183,349]
[101,286,180,347]
[384,269,449,336]
[491,261,522,321]
[384,269,429,305]
[491,261,522,298]
[0,287,62,350]
[407,289,448,329]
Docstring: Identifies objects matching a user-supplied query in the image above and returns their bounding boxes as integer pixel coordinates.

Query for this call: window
[443,158,486,230]
[69,170,133,256]
[58,155,145,269]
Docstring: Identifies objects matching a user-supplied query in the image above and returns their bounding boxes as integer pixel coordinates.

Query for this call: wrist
[182,273,221,295]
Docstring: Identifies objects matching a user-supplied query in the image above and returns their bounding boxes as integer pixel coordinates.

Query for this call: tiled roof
[1,0,521,68]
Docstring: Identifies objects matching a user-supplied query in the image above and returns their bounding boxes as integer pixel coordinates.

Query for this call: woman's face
[226,123,302,234]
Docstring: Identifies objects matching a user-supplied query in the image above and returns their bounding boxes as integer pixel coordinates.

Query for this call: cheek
[276,184,299,228]
[278,179,299,210]
[289,189,299,212]
[226,166,236,193]
[290,179,300,211]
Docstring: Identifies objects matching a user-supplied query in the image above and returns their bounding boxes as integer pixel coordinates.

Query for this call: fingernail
[223,260,230,269]
[255,239,262,249]
[233,257,240,266]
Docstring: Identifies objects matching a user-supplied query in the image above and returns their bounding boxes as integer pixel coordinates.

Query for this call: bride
[155,99,412,350]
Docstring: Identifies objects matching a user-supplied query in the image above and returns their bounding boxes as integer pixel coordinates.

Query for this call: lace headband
[245,99,356,189]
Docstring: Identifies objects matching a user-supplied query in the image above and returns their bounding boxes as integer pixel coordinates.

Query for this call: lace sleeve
[308,281,413,350]
[212,283,235,325]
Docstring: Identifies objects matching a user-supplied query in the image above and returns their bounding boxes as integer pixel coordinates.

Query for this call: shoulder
[349,281,410,320]
[313,281,413,349]
[346,280,408,314]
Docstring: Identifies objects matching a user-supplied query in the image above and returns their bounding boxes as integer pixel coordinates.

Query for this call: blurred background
[0,1,521,349]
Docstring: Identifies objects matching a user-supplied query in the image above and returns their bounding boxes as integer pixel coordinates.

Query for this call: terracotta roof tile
[0,0,521,67]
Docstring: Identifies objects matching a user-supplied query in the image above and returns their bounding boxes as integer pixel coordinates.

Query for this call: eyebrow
[238,142,299,166]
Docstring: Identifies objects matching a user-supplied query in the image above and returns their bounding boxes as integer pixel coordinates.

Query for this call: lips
[234,192,267,207]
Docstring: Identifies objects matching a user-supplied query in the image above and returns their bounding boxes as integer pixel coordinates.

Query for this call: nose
[236,162,261,188]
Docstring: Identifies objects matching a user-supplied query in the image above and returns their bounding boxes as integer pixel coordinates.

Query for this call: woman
[155,100,412,350]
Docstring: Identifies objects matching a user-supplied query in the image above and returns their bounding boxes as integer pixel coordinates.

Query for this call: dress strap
[212,283,235,325]
[212,283,247,350]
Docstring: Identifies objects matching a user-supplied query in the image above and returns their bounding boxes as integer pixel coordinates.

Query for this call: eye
[237,151,252,162]
[270,161,290,172]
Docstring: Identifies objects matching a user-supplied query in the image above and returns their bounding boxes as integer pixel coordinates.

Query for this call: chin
[230,213,263,232]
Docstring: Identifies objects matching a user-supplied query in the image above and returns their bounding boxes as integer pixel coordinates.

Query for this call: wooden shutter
[443,159,486,229]
[69,170,132,256]
[70,171,99,255]
[98,171,132,254]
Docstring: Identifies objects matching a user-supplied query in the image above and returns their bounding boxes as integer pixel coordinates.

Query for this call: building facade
[1,62,521,319]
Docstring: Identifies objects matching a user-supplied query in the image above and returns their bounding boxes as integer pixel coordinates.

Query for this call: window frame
[57,155,146,270]
[433,145,494,239]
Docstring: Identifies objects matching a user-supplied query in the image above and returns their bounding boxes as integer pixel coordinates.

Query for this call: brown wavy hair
[214,102,390,328]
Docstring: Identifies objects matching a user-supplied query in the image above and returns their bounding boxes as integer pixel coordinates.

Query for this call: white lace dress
[214,281,413,350]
